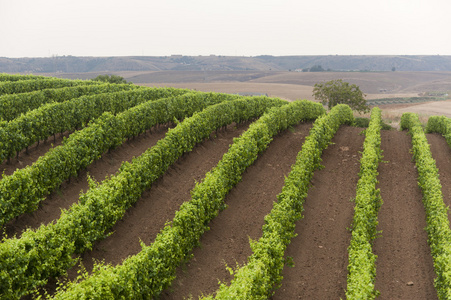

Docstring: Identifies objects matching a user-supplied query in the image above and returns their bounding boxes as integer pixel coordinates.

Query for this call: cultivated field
[7,121,445,299]
[2,74,451,299]
[130,70,451,120]
[45,70,451,119]
[46,70,451,99]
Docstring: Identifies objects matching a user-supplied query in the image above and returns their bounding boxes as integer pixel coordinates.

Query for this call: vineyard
[1,74,451,299]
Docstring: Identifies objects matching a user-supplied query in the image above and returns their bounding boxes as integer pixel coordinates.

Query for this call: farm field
[8,124,445,299]
[46,70,451,118]
[128,70,451,127]
[45,70,451,97]
[2,74,451,299]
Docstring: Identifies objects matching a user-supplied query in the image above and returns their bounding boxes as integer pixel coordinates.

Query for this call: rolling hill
[2,55,451,73]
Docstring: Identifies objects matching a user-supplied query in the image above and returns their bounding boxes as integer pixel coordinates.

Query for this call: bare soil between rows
[15,123,449,299]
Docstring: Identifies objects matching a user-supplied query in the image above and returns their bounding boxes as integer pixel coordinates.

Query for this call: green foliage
[381,122,392,130]
[0,87,189,164]
[302,65,325,72]
[0,94,288,299]
[401,112,451,299]
[91,74,127,84]
[313,79,369,113]
[0,73,48,82]
[0,90,232,229]
[353,117,370,128]
[0,78,101,96]
[425,115,451,135]
[353,117,392,130]
[346,107,383,299]
[367,96,447,106]
[206,105,353,299]
[48,100,325,299]
[0,83,140,122]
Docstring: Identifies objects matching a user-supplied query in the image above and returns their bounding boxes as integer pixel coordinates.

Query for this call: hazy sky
[1,0,450,58]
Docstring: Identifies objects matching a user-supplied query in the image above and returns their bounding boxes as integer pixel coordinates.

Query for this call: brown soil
[142,82,314,102]
[15,124,449,299]
[271,126,363,299]
[136,71,451,103]
[2,126,171,239]
[160,122,313,299]
[373,130,437,299]
[69,122,251,277]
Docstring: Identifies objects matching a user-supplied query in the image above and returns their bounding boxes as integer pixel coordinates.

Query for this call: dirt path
[427,133,451,224]
[1,126,170,239]
[373,130,437,299]
[159,122,313,299]
[270,126,363,299]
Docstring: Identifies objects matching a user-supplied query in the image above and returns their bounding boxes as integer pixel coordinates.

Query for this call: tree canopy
[302,65,326,72]
[312,79,369,113]
[92,74,127,84]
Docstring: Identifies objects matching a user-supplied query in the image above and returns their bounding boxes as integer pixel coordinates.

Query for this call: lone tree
[313,79,369,113]
[92,74,127,84]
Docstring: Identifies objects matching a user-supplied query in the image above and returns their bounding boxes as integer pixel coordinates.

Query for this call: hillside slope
[2,55,451,73]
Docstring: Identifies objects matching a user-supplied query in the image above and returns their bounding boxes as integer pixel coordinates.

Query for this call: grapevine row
[345,107,383,299]
[0,82,140,121]
[0,73,48,82]
[204,104,354,299]
[425,115,451,140]
[0,94,284,299]
[0,78,102,96]
[0,91,235,228]
[401,113,451,299]
[51,100,326,299]
[0,87,189,163]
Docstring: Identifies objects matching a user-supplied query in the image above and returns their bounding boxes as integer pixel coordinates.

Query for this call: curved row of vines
[51,100,327,299]
[0,77,288,299]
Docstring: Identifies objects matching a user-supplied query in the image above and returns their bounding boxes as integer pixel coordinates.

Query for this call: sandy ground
[388,100,451,118]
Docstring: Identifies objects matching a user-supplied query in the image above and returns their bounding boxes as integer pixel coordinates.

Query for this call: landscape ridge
[2,54,451,73]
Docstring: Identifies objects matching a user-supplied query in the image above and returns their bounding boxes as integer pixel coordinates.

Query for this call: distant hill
[1,55,451,73]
